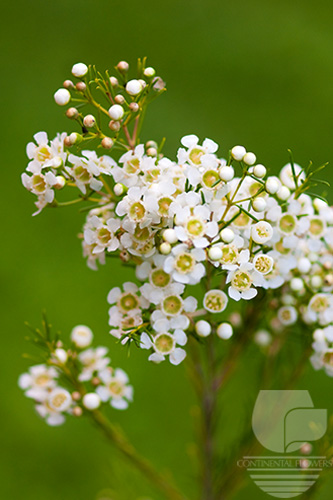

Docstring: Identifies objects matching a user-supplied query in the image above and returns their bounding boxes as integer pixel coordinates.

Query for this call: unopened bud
[144,67,156,78]
[76,81,86,92]
[91,377,100,386]
[83,114,96,128]
[101,137,113,149]
[114,183,125,196]
[115,94,125,104]
[147,147,157,157]
[108,120,121,131]
[73,406,83,417]
[146,140,158,149]
[54,176,66,189]
[66,107,79,119]
[63,80,74,89]
[110,76,118,87]
[117,61,129,72]
[72,391,81,401]
[120,250,130,262]
[129,102,139,112]
[69,132,83,145]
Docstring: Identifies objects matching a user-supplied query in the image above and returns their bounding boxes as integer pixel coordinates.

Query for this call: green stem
[90,410,186,500]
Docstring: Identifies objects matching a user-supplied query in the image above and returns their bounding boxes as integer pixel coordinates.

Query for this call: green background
[2,0,333,499]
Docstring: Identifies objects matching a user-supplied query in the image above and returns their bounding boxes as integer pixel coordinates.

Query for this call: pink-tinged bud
[110,76,118,87]
[129,102,139,112]
[109,120,121,131]
[101,137,113,149]
[63,80,74,89]
[76,81,86,92]
[117,61,129,72]
[147,147,157,157]
[72,391,81,401]
[83,114,96,128]
[73,406,83,417]
[66,107,79,119]
[115,94,125,104]
[64,136,72,147]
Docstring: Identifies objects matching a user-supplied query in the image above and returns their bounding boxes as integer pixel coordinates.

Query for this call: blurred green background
[2,0,333,499]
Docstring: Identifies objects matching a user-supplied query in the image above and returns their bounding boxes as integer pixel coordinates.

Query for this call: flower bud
[72,391,81,401]
[195,320,211,337]
[71,325,93,348]
[115,94,125,104]
[254,329,271,346]
[138,79,147,89]
[243,152,256,165]
[66,107,79,119]
[253,164,266,178]
[265,176,280,194]
[217,323,233,339]
[108,104,124,120]
[311,276,322,288]
[83,393,101,410]
[220,228,234,243]
[144,67,156,78]
[120,250,130,262]
[64,136,72,147]
[110,76,119,87]
[147,147,157,157]
[73,406,83,417]
[114,183,126,196]
[69,132,83,145]
[146,140,158,149]
[72,63,88,78]
[290,277,304,292]
[252,197,266,212]
[76,81,86,92]
[298,258,311,273]
[109,120,121,131]
[101,137,113,149]
[231,145,246,161]
[129,102,139,112]
[54,176,66,189]
[277,186,290,201]
[160,242,171,254]
[126,79,143,96]
[63,80,74,89]
[163,228,178,244]
[54,88,71,106]
[117,61,129,72]
[219,166,234,182]
[208,247,223,261]
[83,114,96,128]
[54,348,68,364]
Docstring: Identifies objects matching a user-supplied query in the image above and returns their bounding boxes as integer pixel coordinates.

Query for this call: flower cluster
[19,324,133,425]
[21,60,333,376]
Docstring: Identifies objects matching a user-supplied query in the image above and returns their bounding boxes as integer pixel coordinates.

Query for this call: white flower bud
[254,329,271,346]
[311,276,322,288]
[298,258,311,274]
[265,176,280,194]
[129,102,139,112]
[231,145,246,161]
[243,152,256,166]
[101,137,113,149]
[66,107,79,119]
[160,242,171,254]
[115,94,125,104]
[110,76,119,87]
[71,325,93,348]
[68,132,82,145]
[147,147,157,157]
[217,323,233,339]
[195,320,211,337]
[54,88,71,106]
[54,348,68,364]
[219,166,234,182]
[313,198,328,211]
[144,67,156,77]
[126,79,143,96]
[220,228,235,243]
[117,61,129,72]
[290,277,304,292]
[253,164,266,178]
[109,120,121,131]
[83,114,96,128]
[163,228,178,244]
[54,176,66,189]
[114,183,125,196]
[208,247,223,261]
[252,197,267,212]
[71,63,88,78]
[63,80,74,89]
[83,393,101,410]
[277,186,290,201]
[108,104,124,120]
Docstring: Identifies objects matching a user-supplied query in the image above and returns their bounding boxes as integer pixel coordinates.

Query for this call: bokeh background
[2,0,333,499]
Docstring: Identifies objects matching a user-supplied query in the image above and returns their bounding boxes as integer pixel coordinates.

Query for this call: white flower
[96,368,133,409]
[203,289,228,313]
[251,221,273,244]
[178,134,218,166]
[84,215,120,254]
[140,331,187,365]
[78,347,110,381]
[18,364,58,401]
[163,244,206,284]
